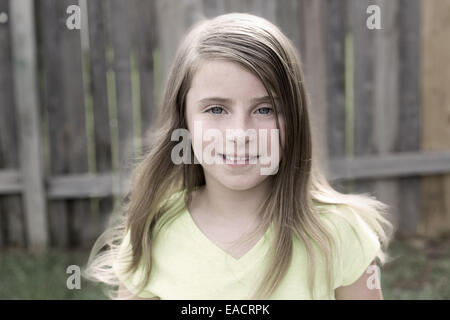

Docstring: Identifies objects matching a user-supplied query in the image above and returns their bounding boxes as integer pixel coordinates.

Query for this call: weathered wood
[371,0,401,237]
[0,0,25,247]
[325,0,347,159]
[223,0,251,13]
[324,0,347,193]
[350,0,404,237]
[350,0,376,179]
[87,0,111,175]
[276,0,301,55]
[155,0,203,87]
[132,0,158,150]
[41,0,92,249]
[297,0,328,168]
[10,0,48,251]
[328,152,450,181]
[87,0,114,238]
[39,0,69,248]
[250,0,276,22]
[2,151,449,197]
[0,0,447,248]
[58,0,91,249]
[396,0,421,237]
[108,0,135,188]
[202,0,226,18]
[0,169,21,194]
[420,0,450,238]
[0,204,4,247]
[46,173,129,199]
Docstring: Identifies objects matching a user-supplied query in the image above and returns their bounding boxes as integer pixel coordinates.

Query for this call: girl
[83,13,393,300]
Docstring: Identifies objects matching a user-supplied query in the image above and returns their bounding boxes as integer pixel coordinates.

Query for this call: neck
[199,175,273,226]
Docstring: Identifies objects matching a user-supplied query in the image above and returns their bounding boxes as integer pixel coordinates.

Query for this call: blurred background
[0,0,449,299]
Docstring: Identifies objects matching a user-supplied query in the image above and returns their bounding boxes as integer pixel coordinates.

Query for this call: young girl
[84,13,393,300]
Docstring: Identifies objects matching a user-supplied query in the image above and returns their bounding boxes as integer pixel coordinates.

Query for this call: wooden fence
[0,0,450,251]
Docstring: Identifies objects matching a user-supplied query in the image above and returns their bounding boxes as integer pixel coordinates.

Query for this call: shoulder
[314,203,381,267]
[314,203,382,287]
[315,203,378,243]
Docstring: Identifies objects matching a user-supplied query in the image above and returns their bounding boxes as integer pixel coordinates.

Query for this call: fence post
[9,0,48,251]
[108,0,135,192]
[420,0,450,237]
[298,0,328,169]
[350,0,401,238]
[324,0,347,192]
[133,0,158,150]
[397,0,421,237]
[0,0,26,248]
[87,0,114,234]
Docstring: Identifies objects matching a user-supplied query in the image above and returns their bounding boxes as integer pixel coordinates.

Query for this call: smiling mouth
[218,154,259,161]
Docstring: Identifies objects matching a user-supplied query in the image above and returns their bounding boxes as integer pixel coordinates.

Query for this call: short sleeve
[322,207,381,287]
[112,230,158,298]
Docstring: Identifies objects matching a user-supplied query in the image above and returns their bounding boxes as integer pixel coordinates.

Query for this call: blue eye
[205,105,273,116]
[256,107,273,115]
[206,106,225,114]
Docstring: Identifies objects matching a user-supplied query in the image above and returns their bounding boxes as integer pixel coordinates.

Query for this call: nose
[224,111,256,152]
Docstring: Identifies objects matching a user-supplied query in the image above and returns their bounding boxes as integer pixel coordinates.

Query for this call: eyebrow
[198,95,279,106]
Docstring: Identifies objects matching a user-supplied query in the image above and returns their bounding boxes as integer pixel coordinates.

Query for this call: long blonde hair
[83,13,394,300]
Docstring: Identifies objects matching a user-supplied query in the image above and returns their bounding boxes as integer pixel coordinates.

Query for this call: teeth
[222,154,258,161]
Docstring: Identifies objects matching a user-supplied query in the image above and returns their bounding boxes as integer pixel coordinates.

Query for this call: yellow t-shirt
[113,192,381,299]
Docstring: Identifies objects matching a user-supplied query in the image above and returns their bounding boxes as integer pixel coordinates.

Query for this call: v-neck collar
[182,206,273,268]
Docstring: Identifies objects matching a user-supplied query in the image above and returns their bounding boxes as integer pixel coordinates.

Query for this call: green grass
[0,248,107,299]
[381,236,450,300]
[1,237,449,299]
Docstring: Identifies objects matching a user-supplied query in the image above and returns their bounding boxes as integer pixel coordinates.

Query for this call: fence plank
[0,0,25,248]
[132,0,158,150]
[324,0,347,193]
[0,169,21,193]
[10,0,48,250]
[328,152,450,180]
[203,0,226,18]
[351,0,382,211]
[39,0,69,248]
[58,0,92,249]
[46,173,128,199]
[87,0,111,176]
[41,0,93,248]
[372,0,401,237]
[396,0,421,237]
[87,0,114,234]
[108,0,135,186]
[223,0,251,13]
[352,0,401,236]
[420,0,450,237]
[276,0,301,54]
[350,0,376,191]
[156,0,203,88]
[298,0,328,166]
[250,0,276,22]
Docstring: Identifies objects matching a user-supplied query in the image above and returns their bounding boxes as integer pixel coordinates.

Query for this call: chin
[218,176,266,191]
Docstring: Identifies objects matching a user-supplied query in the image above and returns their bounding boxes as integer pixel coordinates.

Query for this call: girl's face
[185,59,285,191]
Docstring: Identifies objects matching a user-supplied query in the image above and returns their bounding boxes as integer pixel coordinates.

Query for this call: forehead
[187,60,269,102]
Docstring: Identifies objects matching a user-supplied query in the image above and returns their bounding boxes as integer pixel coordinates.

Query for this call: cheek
[259,118,284,155]
[188,119,220,160]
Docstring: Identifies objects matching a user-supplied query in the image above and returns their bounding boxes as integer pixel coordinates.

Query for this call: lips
[219,153,259,161]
